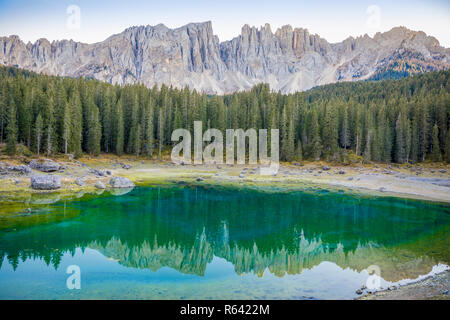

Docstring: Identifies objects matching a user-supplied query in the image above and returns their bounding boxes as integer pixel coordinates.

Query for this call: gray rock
[0,24,447,95]
[89,168,105,177]
[339,170,346,175]
[322,166,330,171]
[239,174,245,178]
[29,160,60,172]
[106,170,112,175]
[75,178,85,186]
[8,165,32,174]
[95,181,106,189]
[30,175,61,190]
[196,177,204,182]
[109,177,135,188]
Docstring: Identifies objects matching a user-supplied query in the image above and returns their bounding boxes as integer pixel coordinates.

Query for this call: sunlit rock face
[1,23,448,94]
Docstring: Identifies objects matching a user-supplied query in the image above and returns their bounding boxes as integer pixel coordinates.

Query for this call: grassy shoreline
[0,155,449,208]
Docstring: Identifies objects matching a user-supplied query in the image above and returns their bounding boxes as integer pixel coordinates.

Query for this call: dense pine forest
[0,66,448,163]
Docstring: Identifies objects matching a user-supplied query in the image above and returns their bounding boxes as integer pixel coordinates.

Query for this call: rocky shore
[358,270,450,300]
[0,156,449,203]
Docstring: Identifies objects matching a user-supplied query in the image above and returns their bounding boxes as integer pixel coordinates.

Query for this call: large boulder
[30,175,61,190]
[109,177,135,188]
[29,160,60,172]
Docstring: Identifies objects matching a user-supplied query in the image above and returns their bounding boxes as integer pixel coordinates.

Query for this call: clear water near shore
[0,185,449,299]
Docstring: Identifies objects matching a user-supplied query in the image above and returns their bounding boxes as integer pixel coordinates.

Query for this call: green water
[0,185,449,300]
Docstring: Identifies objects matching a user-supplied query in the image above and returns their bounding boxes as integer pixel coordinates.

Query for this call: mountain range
[1,21,449,94]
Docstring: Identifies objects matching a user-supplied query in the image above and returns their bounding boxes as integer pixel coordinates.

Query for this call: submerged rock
[109,177,135,188]
[109,187,134,196]
[95,181,106,189]
[30,175,61,190]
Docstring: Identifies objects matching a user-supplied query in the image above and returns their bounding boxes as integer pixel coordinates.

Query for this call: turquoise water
[0,185,449,300]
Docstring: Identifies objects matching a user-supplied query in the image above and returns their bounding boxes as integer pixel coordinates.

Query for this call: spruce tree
[431,123,442,162]
[35,113,43,156]
[5,97,17,155]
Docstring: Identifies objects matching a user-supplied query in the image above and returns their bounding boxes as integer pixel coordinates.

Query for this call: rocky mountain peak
[0,22,448,94]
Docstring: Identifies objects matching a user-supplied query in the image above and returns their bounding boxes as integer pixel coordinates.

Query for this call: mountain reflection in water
[0,185,449,286]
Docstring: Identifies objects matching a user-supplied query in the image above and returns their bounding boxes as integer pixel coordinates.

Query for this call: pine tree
[69,89,83,157]
[158,107,165,160]
[339,104,350,149]
[395,113,406,163]
[308,109,322,160]
[5,97,17,155]
[363,110,375,162]
[86,98,101,156]
[44,95,55,157]
[285,116,295,161]
[322,104,339,157]
[445,129,450,164]
[405,120,412,163]
[145,103,154,157]
[0,85,6,144]
[113,97,124,155]
[295,139,303,161]
[35,113,43,156]
[62,101,71,154]
[431,123,442,162]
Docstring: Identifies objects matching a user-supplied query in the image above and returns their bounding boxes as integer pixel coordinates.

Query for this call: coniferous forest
[0,66,448,164]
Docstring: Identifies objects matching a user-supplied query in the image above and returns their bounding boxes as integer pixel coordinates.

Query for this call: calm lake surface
[0,185,449,299]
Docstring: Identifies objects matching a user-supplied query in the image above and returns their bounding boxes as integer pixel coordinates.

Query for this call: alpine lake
[0,183,449,299]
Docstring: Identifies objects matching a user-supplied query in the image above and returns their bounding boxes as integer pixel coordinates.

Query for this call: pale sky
[0,0,449,47]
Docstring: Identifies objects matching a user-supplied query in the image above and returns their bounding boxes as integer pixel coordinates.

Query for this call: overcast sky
[0,0,449,47]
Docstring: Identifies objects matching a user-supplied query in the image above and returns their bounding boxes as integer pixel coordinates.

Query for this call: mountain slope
[1,22,448,94]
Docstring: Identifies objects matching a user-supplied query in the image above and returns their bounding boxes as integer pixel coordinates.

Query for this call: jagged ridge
[0,22,448,94]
